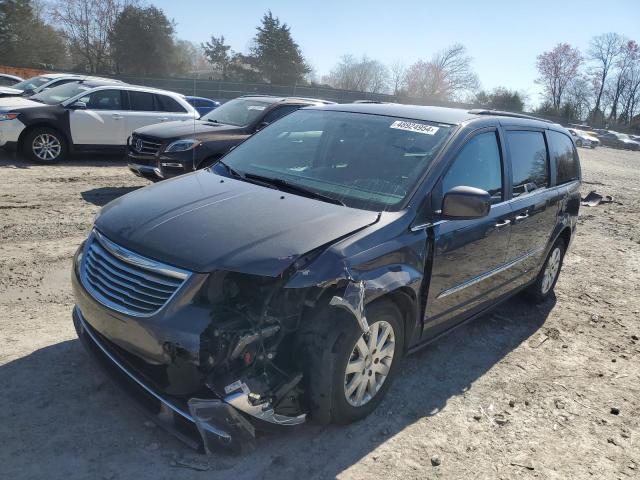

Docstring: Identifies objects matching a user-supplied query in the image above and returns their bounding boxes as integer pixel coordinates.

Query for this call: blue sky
[153,0,638,105]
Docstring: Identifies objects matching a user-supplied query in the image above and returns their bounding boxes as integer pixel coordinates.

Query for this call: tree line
[1,1,638,127]
[534,34,639,127]
[0,1,309,83]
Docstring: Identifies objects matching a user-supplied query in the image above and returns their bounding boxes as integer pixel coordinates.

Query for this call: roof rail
[285,96,335,104]
[468,109,552,123]
[352,99,389,104]
[238,94,333,104]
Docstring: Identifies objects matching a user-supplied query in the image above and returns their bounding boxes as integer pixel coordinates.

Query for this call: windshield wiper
[217,159,244,178]
[206,118,219,123]
[217,161,278,190]
[244,173,345,206]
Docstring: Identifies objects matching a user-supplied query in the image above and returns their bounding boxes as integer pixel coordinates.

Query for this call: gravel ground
[0,147,639,480]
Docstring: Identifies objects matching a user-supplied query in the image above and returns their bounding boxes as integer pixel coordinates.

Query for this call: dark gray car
[71,104,581,453]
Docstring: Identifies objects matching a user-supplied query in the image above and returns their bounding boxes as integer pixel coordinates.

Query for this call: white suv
[0,80,199,162]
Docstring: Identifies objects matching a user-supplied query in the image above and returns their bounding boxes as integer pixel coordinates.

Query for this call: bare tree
[536,43,582,110]
[564,76,593,121]
[389,59,407,95]
[619,60,640,124]
[405,44,478,101]
[51,0,137,73]
[608,40,638,121]
[588,33,625,117]
[324,55,390,93]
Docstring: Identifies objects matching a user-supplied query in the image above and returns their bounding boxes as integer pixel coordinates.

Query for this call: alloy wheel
[344,320,395,407]
[32,134,62,161]
[541,247,562,294]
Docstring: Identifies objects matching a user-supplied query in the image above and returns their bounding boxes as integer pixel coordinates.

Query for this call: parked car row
[128,95,333,180]
[0,73,223,163]
[594,130,640,150]
[2,72,638,178]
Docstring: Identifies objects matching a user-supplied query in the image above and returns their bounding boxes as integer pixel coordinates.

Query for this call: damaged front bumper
[73,306,257,454]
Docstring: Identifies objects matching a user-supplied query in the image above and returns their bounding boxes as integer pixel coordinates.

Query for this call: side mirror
[441,186,491,220]
[69,101,87,110]
[255,121,269,132]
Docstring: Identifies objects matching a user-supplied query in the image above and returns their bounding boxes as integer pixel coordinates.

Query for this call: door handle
[494,219,511,228]
[158,117,169,122]
[112,114,124,120]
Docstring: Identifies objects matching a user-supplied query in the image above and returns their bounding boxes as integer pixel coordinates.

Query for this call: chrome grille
[131,134,163,156]
[81,230,190,316]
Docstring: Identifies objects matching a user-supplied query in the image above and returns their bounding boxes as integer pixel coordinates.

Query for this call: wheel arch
[382,287,420,353]
[18,123,71,152]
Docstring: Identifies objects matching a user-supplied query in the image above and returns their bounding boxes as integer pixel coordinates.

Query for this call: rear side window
[47,79,77,89]
[506,131,549,197]
[155,94,186,113]
[548,131,580,184]
[79,89,123,110]
[129,91,155,111]
[262,104,302,124]
[442,131,503,204]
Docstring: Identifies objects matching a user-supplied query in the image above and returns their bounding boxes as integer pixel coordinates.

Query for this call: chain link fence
[0,65,592,127]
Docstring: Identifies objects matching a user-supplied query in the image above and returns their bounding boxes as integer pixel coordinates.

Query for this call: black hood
[95,171,379,276]
[134,119,245,141]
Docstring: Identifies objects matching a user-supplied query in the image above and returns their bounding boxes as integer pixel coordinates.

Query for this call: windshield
[12,76,51,91]
[616,133,630,140]
[201,98,270,126]
[31,82,93,105]
[214,109,454,211]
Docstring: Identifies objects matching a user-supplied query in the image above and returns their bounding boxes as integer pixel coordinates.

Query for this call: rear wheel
[299,297,404,425]
[23,127,67,163]
[524,239,566,303]
[575,139,583,147]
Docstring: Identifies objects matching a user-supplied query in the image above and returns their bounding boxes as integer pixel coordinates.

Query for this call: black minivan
[71,103,580,452]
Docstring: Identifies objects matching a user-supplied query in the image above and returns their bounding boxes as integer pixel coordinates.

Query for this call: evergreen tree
[202,35,232,80]
[110,5,175,76]
[249,10,309,84]
[0,0,66,68]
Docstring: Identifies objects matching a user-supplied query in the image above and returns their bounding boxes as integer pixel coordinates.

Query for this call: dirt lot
[0,147,639,480]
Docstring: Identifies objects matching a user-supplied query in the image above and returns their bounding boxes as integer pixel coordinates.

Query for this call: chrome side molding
[437,246,545,299]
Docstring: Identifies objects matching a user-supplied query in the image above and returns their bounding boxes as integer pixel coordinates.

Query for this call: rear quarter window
[505,130,549,197]
[155,94,187,113]
[129,91,155,111]
[548,130,580,184]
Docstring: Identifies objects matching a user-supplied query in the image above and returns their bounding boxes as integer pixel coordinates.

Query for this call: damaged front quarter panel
[329,279,369,333]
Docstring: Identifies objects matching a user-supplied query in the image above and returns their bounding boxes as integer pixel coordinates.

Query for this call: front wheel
[299,297,404,425]
[576,139,582,147]
[524,239,566,303]
[23,127,67,163]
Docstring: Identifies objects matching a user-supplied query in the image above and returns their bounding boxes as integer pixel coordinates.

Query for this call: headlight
[0,113,19,121]
[164,139,200,153]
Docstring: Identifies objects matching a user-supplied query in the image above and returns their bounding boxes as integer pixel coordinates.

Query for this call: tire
[23,127,67,163]
[576,139,582,147]
[298,297,404,425]
[524,238,566,303]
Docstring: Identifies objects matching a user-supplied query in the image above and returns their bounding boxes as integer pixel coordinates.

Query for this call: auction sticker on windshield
[390,120,439,135]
